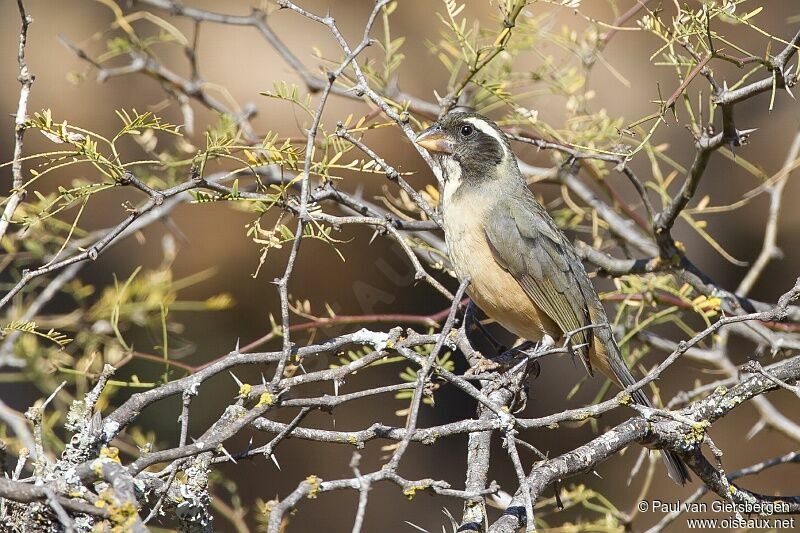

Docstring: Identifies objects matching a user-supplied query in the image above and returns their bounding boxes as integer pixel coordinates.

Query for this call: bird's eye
[459,124,474,137]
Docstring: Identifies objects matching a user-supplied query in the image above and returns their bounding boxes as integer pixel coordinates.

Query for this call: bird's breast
[441,190,555,342]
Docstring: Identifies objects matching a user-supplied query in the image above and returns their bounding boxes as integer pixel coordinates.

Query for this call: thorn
[440,509,457,531]
[369,228,380,245]
[746,418,766,440]
[270,453,281,470]
[220,445,237,464]
[235,338,241,352]
[43,381,67,409]
[404,520,430,533]
[228,371,244,388]
[261,373,267,386]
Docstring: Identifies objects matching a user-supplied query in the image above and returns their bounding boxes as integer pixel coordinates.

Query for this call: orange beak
[415,127,454,154]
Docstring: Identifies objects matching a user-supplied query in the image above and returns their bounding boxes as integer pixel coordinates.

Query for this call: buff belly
[442,187,559,343]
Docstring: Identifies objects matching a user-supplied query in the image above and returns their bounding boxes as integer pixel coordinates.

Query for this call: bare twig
[0,0,35,241]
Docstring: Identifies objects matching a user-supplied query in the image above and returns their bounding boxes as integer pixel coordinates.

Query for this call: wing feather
[482,188,691,484]
[485,195,595,373]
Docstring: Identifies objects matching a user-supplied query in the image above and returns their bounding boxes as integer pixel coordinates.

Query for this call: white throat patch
[440,156,463,209]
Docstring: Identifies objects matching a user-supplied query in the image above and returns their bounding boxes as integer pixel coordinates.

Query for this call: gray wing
[486,195,691,484]
[484,193,596,374]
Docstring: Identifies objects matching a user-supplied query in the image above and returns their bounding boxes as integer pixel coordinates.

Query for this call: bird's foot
[506,337,557,362]
[465,353,502,376]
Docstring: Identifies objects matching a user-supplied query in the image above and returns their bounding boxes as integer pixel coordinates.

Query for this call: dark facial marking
[435,112,507,180]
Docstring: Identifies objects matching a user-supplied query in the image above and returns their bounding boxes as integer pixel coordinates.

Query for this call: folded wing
[484,194,596,374]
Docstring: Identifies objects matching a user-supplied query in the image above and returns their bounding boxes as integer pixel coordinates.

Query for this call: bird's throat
[439,156,463,209]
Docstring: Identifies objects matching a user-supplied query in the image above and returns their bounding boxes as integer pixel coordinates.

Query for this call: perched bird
[415,111,690,485]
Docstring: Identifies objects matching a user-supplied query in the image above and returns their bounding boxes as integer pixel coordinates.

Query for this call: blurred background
[1,1,799,531]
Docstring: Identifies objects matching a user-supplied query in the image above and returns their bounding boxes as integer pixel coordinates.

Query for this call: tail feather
[588,308,691,485]
[630,386,691,485]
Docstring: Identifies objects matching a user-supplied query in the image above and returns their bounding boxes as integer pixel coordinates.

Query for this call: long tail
[589,311,691,485]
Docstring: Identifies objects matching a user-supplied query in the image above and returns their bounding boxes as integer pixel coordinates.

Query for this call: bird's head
[414,112,518,191]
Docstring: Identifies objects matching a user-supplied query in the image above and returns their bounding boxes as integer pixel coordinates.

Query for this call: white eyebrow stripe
[463,116,509,155]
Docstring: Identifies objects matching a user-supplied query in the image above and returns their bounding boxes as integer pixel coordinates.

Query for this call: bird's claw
[465,354,502,376]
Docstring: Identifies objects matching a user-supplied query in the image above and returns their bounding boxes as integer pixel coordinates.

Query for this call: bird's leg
[494,335,554,365]
[540,334,556,349]
[467,341,538,376]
